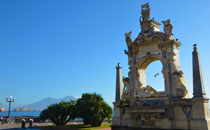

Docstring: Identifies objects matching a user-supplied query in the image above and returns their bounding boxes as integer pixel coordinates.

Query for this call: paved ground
[0,122,111,130]
[0,122,53,130]
[0,123,20,130]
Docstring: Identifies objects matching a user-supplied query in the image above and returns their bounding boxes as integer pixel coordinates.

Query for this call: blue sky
[0,0,210,108]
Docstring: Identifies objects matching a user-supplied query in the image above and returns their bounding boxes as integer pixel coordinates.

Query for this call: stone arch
[136,54,166,93]
[137,54,164,69]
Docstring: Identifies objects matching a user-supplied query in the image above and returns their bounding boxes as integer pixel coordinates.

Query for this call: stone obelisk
[192,45,206,98]
[115,63,123,102]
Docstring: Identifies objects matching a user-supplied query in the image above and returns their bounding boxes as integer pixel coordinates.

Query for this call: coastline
[0,111,41,117]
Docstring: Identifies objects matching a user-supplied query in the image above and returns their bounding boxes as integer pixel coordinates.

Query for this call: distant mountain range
[21,96,77,110]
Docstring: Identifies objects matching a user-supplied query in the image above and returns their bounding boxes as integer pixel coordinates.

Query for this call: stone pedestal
[112,99,210,130]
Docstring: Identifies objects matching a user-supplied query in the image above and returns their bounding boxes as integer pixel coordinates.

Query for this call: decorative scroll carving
[122,77,131,100]
[173,71,188,97]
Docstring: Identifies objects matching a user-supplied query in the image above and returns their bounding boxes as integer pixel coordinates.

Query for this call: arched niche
[136,54,167,94]
[146,61,164,91]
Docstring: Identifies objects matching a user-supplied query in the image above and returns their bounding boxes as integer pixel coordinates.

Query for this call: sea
[0,111,41,117]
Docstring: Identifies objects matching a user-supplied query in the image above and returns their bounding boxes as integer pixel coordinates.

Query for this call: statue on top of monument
[125,31,132,46]
[124,31,133,58]
[162,19,173,39]
[141,3,150,21]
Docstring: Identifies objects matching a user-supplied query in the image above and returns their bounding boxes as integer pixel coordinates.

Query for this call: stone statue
[141,3,150,21]
[125,31,132,46]
[122,77,131,100]
[173,71,188,97]
[134,87,150,99]
[162,19,173,38]
[134,84,158,99]
[124,32,133,65]
[146,85,157,94]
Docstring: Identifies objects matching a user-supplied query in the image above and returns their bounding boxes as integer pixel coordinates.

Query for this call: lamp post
[6,96,15,119]
[0,103,2,114]
[0,103,2,112]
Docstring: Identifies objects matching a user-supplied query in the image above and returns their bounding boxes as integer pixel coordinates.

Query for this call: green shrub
[40,100,76,126]
[75,93,112,127]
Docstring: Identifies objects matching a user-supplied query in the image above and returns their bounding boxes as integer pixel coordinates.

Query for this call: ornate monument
[112,3,210,130]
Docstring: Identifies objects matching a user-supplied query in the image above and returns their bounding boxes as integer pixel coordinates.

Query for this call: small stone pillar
[192,46,206,98]
[21,119,26,128]
[115,63,123,102]
[1,116,3,124]
[29,118,33,127]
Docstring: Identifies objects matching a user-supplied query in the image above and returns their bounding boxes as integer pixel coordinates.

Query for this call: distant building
[14,107,33,111]
[0,107,6,111]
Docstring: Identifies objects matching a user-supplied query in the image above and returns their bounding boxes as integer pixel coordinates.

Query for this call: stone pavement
[0,122,53,130]
[0,123,20,130]
[0,123,111,130]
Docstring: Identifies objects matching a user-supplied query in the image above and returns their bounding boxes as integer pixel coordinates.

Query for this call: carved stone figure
[124,32,133,61]
[125,31,132,46]
[162,19,173,38]
[173,71,188,97]
[141,3,150,21]
[146,85,157,94]
[134,90,151,99]
[134,84,158,99]
[122,77,131,100]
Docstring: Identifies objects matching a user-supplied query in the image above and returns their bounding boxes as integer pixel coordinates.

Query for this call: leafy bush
[75,93,112,127]
[40,100,76,126]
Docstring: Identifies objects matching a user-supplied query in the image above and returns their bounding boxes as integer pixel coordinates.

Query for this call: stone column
[115,63,123,102]
[192,46,206,98]
[191,46,210,130]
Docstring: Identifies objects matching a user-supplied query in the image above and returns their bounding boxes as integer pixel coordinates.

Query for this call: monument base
[112,98,210,130]
[111,125,185,130]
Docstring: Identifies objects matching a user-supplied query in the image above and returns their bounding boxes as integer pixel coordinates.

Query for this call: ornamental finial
[141,3,150,21]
